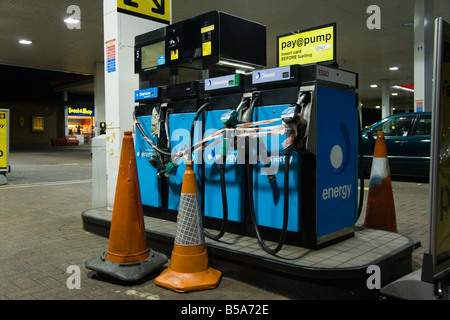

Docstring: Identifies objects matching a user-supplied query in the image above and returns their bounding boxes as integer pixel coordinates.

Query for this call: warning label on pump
[277,24,335,66]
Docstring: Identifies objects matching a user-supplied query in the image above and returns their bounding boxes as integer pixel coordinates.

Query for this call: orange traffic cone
[155,160,222,292]
[364,131,398,233]
[86,131,167,282]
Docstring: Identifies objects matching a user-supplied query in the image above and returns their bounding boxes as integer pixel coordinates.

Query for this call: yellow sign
[202,41,212,56]
[170,49,178,60]
[117,0,171,24]
[277,24,335,66]
[201,25,214,34]
[0,110,8,169]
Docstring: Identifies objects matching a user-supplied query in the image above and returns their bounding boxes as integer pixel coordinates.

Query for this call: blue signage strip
[204,74,239,91]
[252,66,291,85]
[135,87,159,101]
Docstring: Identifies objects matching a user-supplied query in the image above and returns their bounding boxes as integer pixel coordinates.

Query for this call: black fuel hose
[189,102,228,240]
[203,153,228,240]
[246,137,290,255]
[133,109,172,157]
[245,93,289,255]
[188,102,210,161]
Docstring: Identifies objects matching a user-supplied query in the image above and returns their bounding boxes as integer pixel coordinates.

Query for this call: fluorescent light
[392,92,398,96]
[64,18,79,24]
[370,84,378,88]
[217,60,255,70]
[389,66,399,71]
[19,39,32,45]
[375,105,381,109]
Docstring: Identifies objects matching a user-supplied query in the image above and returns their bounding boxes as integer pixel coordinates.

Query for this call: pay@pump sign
[278,24,336,66]
[0,110,8,170]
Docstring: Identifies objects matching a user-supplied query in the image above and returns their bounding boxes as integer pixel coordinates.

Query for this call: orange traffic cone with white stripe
[364,131,398,233]
[86,131,168,282]
[155,160,222,292]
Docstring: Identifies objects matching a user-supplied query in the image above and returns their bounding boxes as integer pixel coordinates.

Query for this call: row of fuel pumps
[132,11,360,253]
[133,64,360,252]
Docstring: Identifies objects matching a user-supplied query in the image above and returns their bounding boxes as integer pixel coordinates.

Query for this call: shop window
[32,116,44,132]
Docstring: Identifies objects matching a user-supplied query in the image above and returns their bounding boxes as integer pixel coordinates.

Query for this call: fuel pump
[199,74,250,240]
[245,64,359,250]
[133,86,167,210]
[166,81,207,212]
[242,66,304,253]
[243,88,312,254]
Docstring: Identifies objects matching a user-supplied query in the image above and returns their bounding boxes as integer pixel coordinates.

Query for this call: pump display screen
[141,41,166,69]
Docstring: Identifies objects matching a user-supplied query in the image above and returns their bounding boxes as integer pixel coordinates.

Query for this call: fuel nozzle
[281,105,300,125]
[220,109,240,126]
[164,161,178,178]
[297,91,311,111]
[281,91,311,126]
[281,91,312,152]
[220,97,250,127]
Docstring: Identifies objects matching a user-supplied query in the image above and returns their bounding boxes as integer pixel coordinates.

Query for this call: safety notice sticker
[106,39,116,73]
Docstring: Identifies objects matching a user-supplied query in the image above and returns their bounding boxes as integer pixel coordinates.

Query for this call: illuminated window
[32,116,44,132]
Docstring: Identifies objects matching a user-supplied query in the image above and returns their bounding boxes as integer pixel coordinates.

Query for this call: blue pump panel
[315,86,358,238]
[252,104,300,232]
[135,115,161,208]
[168,112,203,211]
[203,109,245,222]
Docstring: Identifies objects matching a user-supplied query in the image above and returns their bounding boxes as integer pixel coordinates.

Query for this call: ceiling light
[392,92,398,96]
[389,66,399,71]
[375,105,381,109]
[217,60,255,70]
[64,18,80,24]
[370,84,378,88]
[19,39,32,45]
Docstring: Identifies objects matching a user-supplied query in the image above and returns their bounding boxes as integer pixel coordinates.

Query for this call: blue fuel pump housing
[134,87,165,210]
[201,73,249,226]
[248,64,359,249]
[166,81,205,212]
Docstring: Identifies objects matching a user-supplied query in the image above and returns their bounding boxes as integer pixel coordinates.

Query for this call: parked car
[361,112,431,178]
